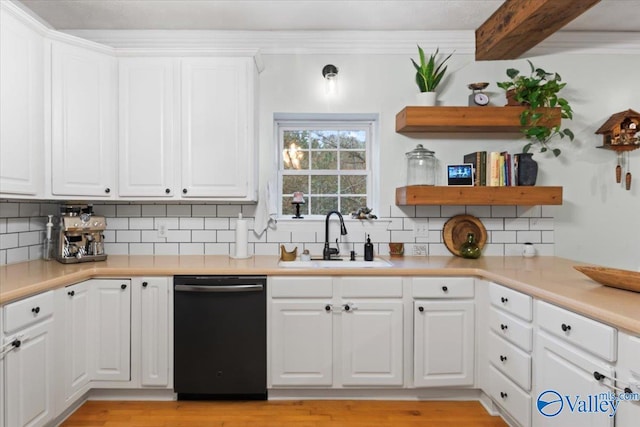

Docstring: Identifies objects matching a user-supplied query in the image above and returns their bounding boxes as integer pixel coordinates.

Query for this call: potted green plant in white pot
[411,45,452,106]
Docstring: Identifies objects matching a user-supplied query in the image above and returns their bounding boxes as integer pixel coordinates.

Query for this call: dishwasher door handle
[175,284,264,293]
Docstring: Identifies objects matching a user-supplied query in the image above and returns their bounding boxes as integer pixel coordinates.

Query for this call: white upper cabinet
[51,41,117,198]
[181,57,256,199]
[0,5,44,197]
[118,58,177,198]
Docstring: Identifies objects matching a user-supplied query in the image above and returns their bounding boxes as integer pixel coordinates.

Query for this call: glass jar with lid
[406,144,436,186]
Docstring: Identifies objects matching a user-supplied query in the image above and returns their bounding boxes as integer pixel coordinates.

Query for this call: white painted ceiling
[17,0,640,32]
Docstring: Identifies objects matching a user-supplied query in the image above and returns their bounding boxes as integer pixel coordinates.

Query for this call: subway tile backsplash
[0,200,555,265]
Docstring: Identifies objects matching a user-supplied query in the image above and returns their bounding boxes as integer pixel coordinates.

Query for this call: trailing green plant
[411,45,452,93]
[497,60,574,157]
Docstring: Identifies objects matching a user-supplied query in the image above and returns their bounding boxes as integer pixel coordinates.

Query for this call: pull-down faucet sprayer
[323,210,348,260]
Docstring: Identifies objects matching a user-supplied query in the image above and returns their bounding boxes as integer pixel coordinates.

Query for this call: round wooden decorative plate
[443,214,487,257]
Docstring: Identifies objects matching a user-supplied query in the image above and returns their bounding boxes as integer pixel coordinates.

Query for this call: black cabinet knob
[121,284,127,290]
[593,371,605,381]
[344,304,350,311]
[418,306,424,312]
[142,281,148,288]
[561,323,571,332]
[500,323,508,331]
[182,188,187,194]
[67,290,75,296]
[12,339,21,348]
[500,355,507,362]
[31,306,40,314]
[105,188,111,194]
[500,297,508,304]
[165,188,170,194]
[325,305,331,312]
[500,392,508,399]
[624,387,633,394]
[442,286,448,292]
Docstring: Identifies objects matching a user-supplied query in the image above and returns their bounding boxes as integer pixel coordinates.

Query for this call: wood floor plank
[61,400,508,427]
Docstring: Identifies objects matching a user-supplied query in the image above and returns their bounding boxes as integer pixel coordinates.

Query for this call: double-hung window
[277,116,376,217]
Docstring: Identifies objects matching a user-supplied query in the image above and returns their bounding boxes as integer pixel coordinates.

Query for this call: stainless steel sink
[278,257,393,268]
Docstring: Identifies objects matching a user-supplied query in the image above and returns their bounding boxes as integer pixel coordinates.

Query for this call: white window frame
[275,114,379,219]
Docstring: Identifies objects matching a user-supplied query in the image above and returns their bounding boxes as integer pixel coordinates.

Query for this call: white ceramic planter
[416,91,437,106]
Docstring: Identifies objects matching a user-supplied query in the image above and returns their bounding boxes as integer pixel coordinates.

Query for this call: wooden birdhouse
[595,109,640,150]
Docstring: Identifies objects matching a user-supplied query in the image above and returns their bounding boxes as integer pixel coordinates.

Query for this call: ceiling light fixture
[322,64,338,95]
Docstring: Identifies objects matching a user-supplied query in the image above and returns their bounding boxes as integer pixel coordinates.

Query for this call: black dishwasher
[174,275,267,400]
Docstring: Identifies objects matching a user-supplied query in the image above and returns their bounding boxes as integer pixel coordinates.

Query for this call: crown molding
[64,29,640,56]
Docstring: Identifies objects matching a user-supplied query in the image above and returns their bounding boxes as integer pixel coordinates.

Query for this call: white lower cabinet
[137,277,172,387]
[3,292,55,427]
[413,300,475,387]
[615,332,640,426]
[269,276,403,388]
[534,333,615,427]
[88,279,131,382]
[57,281,91,409]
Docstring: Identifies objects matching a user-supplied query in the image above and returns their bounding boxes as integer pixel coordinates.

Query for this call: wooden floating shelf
[395,186,563,206]
[395,106,562,133]
[596,145,640,152]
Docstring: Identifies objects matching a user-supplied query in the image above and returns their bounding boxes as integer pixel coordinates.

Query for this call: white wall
[257,52,640,270]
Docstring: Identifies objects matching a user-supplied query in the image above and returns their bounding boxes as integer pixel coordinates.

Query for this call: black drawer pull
[500,392,508,399]
[500,297,508,304]
[182,188,187,194]
[121,284,127,290]
[593,371,606,381]
[418,306,424,312]
[165,188,170,194]
[67,290,75,296]
[105,187,111,194]
[561,323,571,332]
[500,323,508,331]
[500,355,507,362]
[442,286,448,292]
[12,339,21,348]
[32,306,40,314]
[325,305,331,312]
[142,281,148,288]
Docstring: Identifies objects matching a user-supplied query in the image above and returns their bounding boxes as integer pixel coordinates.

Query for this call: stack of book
[464,151,523,187]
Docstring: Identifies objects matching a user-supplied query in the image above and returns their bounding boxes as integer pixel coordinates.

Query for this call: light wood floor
[61,400,508,427]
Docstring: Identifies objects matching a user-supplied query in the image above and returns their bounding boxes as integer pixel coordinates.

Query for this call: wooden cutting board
[443,214,487,257]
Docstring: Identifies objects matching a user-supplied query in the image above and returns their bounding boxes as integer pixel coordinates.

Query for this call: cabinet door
[51,41,116,197]
[118,58,177,197]
[180,57,254,199]
[414,300,475,387]
[0,7,44,196]
[89,279,131,381]
[61,282,91,404]
[270,301,333,386]
[139,278,170,387]
[534,333,614,427]
[341,301,404,386]
[5,318,55,427]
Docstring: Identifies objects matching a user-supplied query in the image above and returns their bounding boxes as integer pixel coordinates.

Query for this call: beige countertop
[1,255,639,335]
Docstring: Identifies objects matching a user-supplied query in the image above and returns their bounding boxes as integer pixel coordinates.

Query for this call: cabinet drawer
[488,331,532,391]
[489,282,532,321]
[536,300,617,362]
[270,277,333,298]
[341,277,402,298]
[489,307,532,352]
[4,291,54,334]
[412,277,474,298]
[488,365,531,427]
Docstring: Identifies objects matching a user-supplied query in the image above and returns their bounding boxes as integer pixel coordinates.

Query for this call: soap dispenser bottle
[364,234,374,261]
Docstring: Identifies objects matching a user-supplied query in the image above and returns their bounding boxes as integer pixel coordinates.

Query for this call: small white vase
[416,91,437,106]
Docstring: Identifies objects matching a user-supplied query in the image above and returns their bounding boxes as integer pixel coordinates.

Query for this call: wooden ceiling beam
[475,0,601,61]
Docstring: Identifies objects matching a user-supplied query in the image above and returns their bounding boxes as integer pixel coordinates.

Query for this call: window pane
[340,151,366,170]
[310,130,339,149]
[341,196,367,215]
[340,175,367,194]
[310,196,338,215]
[311,151,337,170]
[311,175,338,195]
[283,130,310,149]
[339,130,366,149]
[283,175,309,195]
